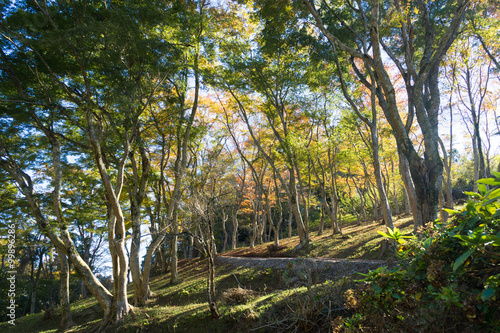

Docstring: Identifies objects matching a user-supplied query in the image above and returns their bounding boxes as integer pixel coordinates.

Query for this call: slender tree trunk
[258,211,266,244]
[250,197,258,249]
[222,210,228,252]
[30,253,43,314]
[370,109,394,230]
[393,185,400,215]
[189,234,194,258]
[231,209,239,250]
[346,173,361,226]
[318,204,325,236]
[206,217,219,319]
[398,152,422,231]
[169,210,179,284]
[352,175,367,223]
[327,148,341,234]
[391,158,400,215]
[404,186,411,214]
[140,229,168,304]
[438,137,453,221]
[289,169,309,247]
[128,145,150,306]
[295,162,311,237]
[56,249,75,331]
[439,188,446,222]
[130,202,144,306]
[272,170,283,246]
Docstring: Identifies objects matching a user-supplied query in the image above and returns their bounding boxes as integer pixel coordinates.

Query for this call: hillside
[1,216,413,333]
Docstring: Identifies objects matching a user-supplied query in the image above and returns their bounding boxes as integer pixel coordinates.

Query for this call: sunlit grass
[222,213,415,260]
[1,214,419,332]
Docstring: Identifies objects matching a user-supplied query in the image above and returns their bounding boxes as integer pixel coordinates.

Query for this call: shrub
[342,173,500,332]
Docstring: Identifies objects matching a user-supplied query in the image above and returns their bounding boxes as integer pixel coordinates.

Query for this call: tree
[217,38,313,248]
[449,37,493,189]
[0,0,179,326]
[302,0,470,227]
[331,56,394,229]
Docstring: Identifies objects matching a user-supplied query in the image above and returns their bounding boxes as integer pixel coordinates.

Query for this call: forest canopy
[0,0,499,331]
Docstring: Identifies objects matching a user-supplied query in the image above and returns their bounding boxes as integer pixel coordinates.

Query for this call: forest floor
[221,212,414,260]
[2,214,415,333]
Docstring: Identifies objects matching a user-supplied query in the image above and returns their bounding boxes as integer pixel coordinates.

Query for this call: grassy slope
[223,214,413,260]
[2,214,414,333]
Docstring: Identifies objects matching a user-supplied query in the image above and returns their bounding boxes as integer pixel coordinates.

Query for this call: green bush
[341,173,500,332]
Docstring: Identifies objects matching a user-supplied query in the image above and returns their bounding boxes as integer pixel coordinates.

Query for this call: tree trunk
[398,152,422,231]
[258,211,266,245]
[140,230,168,305]
[30,253,43,314]
[86,106,133,323]
[327,148,341,234]
[318,204,325,236]
[231,209,238,250]
[56,249,75,331]
[206,217,219,319]
[372,143,394,229]
[438,136,453,221]
[169,211,179,284]
[250,196,258,249]
[403,186,411,215]
[128,145,150,306]
[346,173,361,226]
[130,202,144,306]
[222,210,228,252]
[289,169,309,248]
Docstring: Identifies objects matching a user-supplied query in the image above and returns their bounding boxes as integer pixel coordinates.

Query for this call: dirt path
[215,256,387,280]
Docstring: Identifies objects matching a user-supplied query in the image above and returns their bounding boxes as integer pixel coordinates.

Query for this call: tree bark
[56,249,75,331]
[128,144,150,306]
[206,215,219,319]
[86,107,132,322]
[399,151,422,231]
[231,209,239,250]
[222,210,228,252]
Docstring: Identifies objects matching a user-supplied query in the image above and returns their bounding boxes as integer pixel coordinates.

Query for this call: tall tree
[0,0,179,326]
[301,0,470,227]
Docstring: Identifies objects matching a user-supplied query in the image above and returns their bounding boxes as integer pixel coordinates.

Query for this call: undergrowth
[340,174,500,332]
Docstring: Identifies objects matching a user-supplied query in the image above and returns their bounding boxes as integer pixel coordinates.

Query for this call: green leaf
[481,287,496,301]
[443,208,460,215]
[423,237,434,249]
[478,183,487,196]
[453,248,474,272]
[477,178,500,186]
[488,188,500,200]
[464,192,480,198]
[378,230,390,238]
[491,171,500,179]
